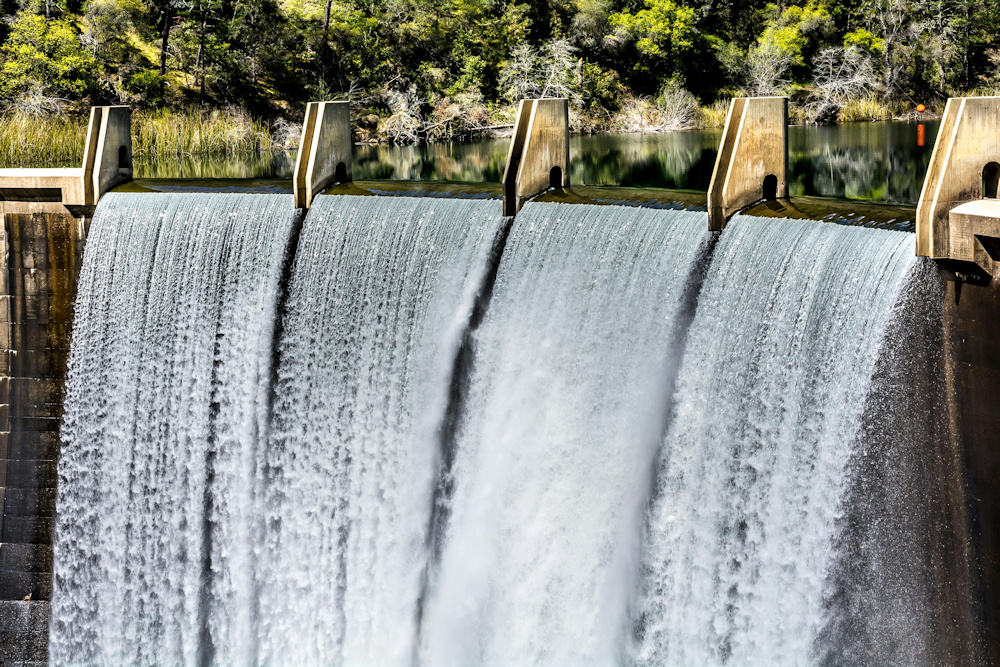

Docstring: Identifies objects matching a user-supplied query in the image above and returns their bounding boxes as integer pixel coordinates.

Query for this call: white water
[420,202,712,665]
[51,193,296,665]
[259,195,508,665]
[631,215,918,665]
[52,194,970,665]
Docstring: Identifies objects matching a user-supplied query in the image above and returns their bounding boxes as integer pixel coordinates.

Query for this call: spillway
[419,202,712,664]
[631,215,974,664]
[260,195,508,664]
[48,193,976,665]
[50,193,297,664]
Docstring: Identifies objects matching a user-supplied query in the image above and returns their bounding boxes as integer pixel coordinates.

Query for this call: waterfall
[51,193,296,665]
[259,195,509,665]
[629,215,965,664]
[51,193,975,665]
[419,202,713,665]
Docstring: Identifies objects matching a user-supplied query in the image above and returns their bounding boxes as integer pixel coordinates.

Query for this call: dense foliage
[0,0,997,137]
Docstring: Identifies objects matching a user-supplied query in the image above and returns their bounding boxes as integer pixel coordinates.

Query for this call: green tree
[0,12,97,100]
[608,0,697,80]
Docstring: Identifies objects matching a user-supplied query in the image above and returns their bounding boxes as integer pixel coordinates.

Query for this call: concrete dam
[0,97,997,664]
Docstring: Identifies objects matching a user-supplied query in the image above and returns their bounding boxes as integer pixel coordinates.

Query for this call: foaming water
[51,193,296,664]
[420,202,713,665]
[51,194,976,665]
[259,195,508,665]
[631,216,925,664]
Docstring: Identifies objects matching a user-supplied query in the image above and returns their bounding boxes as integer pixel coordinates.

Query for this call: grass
[0,106,277,166]
[839,97,898,122]
[700,100,730,129]
[0,112,89,167]
[133,107,274,158]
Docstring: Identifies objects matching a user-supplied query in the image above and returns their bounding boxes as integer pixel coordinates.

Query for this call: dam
[0,96,997,665]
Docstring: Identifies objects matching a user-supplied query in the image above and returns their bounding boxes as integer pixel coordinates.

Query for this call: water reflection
[131,121,938,204]
[788,122,937,204]
[136,152,297,179]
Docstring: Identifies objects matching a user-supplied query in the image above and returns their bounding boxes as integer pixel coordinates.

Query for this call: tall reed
[0,106,277,166]
[839,97,897,122]
[0,113,88,166]
[133,107,274,158]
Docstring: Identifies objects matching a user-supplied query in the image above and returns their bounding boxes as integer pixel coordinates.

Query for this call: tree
[607,0,697,81]
[0,12,96,102]
[808,45,881,121]
[499,38,582,104]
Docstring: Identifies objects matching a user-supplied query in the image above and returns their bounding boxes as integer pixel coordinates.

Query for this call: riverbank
[0,107,282,167]
[0,96,950,167]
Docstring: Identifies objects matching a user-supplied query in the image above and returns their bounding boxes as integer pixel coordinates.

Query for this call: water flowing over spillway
[419,202,712,664]
[260,195,508,664]
[52,194,975,665]
[630,215,969,665]
[51,193,296,664]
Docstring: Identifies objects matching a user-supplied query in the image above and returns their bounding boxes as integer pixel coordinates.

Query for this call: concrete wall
[708,97,788,231]
[917,97,1000,261]
[942,275,1000,663]
[0,203,87,665]
[502,98,568,216]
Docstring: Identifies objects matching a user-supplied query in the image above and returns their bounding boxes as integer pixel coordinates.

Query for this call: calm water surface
[134,121,938,204]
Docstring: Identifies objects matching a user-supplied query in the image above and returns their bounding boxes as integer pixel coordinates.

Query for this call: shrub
[125,69,166,107]
[610,83,699,133]
[0,13,97,101]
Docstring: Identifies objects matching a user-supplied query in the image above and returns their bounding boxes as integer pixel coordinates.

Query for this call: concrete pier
[917,96,1000,275]
[707,97,788,231]
[293,101,352,209]
[0,106,132,208]
[918,95,1000,662]
[502,98,569,216]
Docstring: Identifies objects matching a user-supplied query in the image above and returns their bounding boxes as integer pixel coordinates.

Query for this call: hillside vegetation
[0,0,997,150]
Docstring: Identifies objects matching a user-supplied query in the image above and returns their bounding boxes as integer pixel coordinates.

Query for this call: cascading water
[259,195,508,665]
[51,193,976,665]
[630,215,972,665]
[419,202,713,665]
[50,193,296,664]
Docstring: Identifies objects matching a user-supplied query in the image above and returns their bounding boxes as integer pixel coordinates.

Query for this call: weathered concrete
[946,199,1000,277]
[0,202,87,665]
[707,97,788,231]
[502,98,569,216]
[86,106,133,205]
[940,273,1000,663]
[293,101,352,209]
[917,96,1000,268]
[0,106,132,207]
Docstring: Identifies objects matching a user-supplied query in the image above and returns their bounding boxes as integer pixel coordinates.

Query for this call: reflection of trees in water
[789,122,935,203]
[133,123,936,204]
[789,142,932,203]
[354,141,508,182]
[570,132,720,190]
[135,152,296,179]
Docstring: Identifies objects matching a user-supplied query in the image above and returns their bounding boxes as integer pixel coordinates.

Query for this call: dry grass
[0,112,88,166]
[0,106,278,166]
[700,100,730,129]
[133,107,274,158]
[838,97,896,122]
